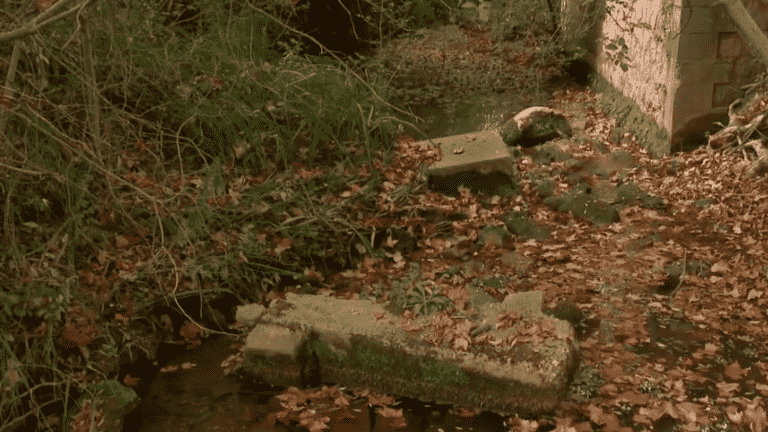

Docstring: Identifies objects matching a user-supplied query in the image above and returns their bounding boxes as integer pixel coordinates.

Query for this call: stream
[120,23,565,432]
[404,90,539,139]
[121,334,510,432]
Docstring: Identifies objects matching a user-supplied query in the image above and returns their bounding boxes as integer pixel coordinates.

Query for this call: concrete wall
[673,0,768,151]
[562,0,768,154]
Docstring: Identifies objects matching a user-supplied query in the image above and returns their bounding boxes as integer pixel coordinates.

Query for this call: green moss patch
[592,75,670,157]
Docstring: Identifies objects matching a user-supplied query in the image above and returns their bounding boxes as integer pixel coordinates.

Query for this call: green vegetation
[341,340,472,387]
[0,0,607,429]
[419,358,472,385]
[566,364,603,402]
[384,262,454,317]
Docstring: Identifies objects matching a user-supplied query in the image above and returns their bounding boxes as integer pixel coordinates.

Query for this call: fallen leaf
[710,261,729,274]
[744,403,767,432]
[377,407,405,422]
[123,374,141,387]
[160,364,179,373]
[724,361,747,381]
[180,320,202,347]
[454,406,479,417]
[273,236,292,255]
[366,392,396,406]
[59,324,95,348]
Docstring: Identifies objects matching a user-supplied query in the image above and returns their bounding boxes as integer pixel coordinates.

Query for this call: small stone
[500,107,572,147]
[498,119,521,145]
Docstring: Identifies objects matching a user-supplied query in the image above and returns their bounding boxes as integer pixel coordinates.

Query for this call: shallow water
[405,90,538,139]
[123,335,509,432]
[121,23,566,431]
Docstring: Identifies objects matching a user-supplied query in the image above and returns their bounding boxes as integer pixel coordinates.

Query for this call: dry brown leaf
[615,391,650,406]
[744,403,767,432]
[59,324,94,348]
[710,261,730,274]
[366,392,396,406]
[122,374,141,387]
[515,419,540,432]
[452,337,469,351]
[377,406,404,419]
[724,361,748,381]
[273,236,292,255]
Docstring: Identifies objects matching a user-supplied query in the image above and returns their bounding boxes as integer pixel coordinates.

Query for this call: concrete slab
[421,130,518,196]
[236,290,579,415]
[423,129,515,177]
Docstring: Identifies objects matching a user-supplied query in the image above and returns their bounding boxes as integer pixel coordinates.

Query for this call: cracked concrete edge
[236,291,579,414]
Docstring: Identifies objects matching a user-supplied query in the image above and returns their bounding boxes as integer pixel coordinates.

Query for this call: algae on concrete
[236,291,579,414]
[592,74,670,157]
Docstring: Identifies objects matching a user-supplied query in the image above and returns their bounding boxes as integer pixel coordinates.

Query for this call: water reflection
[405,90,550,139]
[122,334,509,432]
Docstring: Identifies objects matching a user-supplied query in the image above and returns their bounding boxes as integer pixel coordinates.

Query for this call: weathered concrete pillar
[669,0,768,152]
[581,0,682,155]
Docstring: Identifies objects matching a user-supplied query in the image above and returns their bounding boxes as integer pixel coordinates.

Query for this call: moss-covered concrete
[236,290,579,415]
[592,74,671,158]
